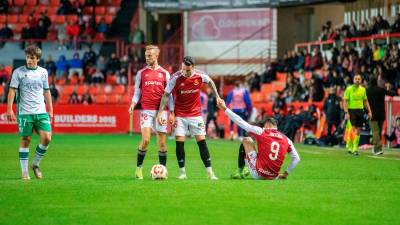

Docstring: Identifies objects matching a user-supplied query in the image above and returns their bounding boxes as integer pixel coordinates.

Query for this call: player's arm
[129,72,142,113]
[363,98,372,119]
[157,76,177,125]
[279,139,300,179]
[44,90,53,121]
[217,99,263,135]
[342,88,350,120]
[207,78,221,99]
[6,88,17,121]
[7,70,20,121]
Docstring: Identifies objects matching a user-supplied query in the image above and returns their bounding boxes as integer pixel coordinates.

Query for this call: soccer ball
[150,164,168,180]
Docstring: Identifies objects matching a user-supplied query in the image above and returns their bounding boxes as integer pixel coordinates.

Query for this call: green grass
[0,134,400,225]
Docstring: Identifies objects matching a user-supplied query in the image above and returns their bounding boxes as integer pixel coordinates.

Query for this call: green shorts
[17,113,52,136]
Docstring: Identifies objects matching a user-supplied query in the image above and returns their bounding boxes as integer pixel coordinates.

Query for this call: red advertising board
[189,9,276,41]
[0,105,140,134]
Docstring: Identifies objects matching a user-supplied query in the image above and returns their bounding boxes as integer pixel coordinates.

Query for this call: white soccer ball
[150,164,168,180]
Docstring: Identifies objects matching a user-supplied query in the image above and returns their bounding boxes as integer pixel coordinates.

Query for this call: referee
[343,74,372,155]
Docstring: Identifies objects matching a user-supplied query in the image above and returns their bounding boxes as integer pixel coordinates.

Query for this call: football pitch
[0,134,399,225]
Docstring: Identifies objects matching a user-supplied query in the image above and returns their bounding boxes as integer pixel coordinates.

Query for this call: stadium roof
[144,0,337,11]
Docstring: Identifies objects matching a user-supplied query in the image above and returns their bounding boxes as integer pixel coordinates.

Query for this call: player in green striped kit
[343,74,372,155]
[6,45,53,180]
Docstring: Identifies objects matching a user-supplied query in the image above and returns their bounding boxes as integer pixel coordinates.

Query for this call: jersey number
[269,141,280,161]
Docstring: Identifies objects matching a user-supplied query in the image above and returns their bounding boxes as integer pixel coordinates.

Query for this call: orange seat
[107,94,119,104]
[0,85,4,96]
[106,75,117,85]
[95,15,103,23]
[14,0,25,6]
[26,0,37,6]
[120,94,131,104]
[58,94,70,104]
[47,6,58,14]
[83,6,93,14]
[55,15,66,24]
[19,15,29,23]
[0,15,5,24]
[76,85,88,95]
[95,94,107,104]
[89,85,100,95]
[276,72,286,82]
[50,0,60,5]
[36,6,46,13]
[67,15,78,23]
[62,85,75,95]
[12,24,24,33]
[95,6,106,14]
[112,0,121,6]
[114,85,125,94]
[105,15,113,24]
[107,6,118,15]
[7,15,18,24]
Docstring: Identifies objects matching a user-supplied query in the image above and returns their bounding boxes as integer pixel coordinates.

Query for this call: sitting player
[385,117,400,148]
[217,99,300,180]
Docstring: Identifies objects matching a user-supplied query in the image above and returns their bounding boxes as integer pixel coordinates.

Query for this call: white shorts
[140,110,168,133]
[174,116,206,137]
[245,151,264,180]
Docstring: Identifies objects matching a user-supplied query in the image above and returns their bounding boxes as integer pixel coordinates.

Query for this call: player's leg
[17,114,34,180]
[191,116,217,180]
[174,117,187,179]
[31,114,52,179]
[231,143,246,179]
[135,127,151,179]
[376,120,384,154]
[155,111,168,166]
[352,126,361,155]
[351,110,364,155]
[242,137,262,180]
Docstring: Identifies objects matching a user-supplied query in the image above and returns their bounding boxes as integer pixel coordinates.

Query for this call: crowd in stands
[0,0,117,50]
[319,14,400,41]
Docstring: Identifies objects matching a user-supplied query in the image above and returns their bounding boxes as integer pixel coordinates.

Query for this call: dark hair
[183,56,195,66]
[25,45,42,59]
[369,77,378,87]
[264,117,277,127]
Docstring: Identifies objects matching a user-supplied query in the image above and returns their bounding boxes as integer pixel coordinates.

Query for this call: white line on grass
[367,156,400,161]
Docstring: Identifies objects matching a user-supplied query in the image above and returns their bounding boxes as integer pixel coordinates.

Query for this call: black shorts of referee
[348,109,365,127]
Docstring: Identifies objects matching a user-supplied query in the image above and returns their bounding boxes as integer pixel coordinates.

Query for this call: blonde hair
[145,45,160,54]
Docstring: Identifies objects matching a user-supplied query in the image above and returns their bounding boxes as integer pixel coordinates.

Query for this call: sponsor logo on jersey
[158,73,163,78]
[194,79,199,86]
[180,89,199,94]
[144,81,163,86]
[258,168,276,177]
[180,83,185,86]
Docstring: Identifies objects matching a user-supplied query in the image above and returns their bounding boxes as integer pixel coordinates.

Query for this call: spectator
[68,92,80,104]
[82,46,97,68]
[226,81,253,140]
[56,55,68,79]
[38,11,52,30]
[79,21,96,48]
[310,47,323,70]
[323,86,342,140]
[247,71,261,92]
[58,0,73,15]
[0,23,13,49]
[272,91,286,111]
[44,55,57,76]
[66,21,80,49]
[72,0,84,16]
[385,117,400,148]
[49,82,59,103]
[96,55,107,74]
[81,92,93,105]
[106,53,121,74]
[68,52,83,76]
[284,74,302,102]
[96,18,108,36]
[391,13,400,33]
[163,23,174,42]
[0,0,9,14]
[92,69,104,83]
[56,21,68,50]
[375,14,390,34]
[34,20,49,39]
[205,86,219,136]
[128,25,145,59]
[309,75,324,102]
[367,77,396,155]
[116,67,127,85]
[0,64,10,85]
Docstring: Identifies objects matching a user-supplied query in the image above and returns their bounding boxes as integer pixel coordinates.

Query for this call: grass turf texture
[0,134,400,225]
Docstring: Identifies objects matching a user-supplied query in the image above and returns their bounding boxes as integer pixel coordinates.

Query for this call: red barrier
[0,104,139,134]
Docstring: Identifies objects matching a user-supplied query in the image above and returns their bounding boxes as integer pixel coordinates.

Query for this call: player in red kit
[157,56,222,180]
[128,45,174,180]
[217,99,300,180]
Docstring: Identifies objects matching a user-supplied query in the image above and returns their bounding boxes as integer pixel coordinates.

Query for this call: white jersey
[10,66,49,115]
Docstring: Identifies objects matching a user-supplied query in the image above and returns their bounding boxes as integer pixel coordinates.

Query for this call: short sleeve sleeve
[165,75,178,94]
[200,73,211,83]
[10,69,20,89]
[343,87,350,100]
[43,70,50,90]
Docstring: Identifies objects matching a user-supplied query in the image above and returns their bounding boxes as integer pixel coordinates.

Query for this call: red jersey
[165,70,211,117]
[250,128,294,179]
[132,66,170,110]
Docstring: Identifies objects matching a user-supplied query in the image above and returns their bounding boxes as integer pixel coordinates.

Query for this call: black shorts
[349,109,364,128]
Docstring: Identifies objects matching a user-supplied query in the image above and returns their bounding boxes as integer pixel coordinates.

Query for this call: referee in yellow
[343,74,372,155]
